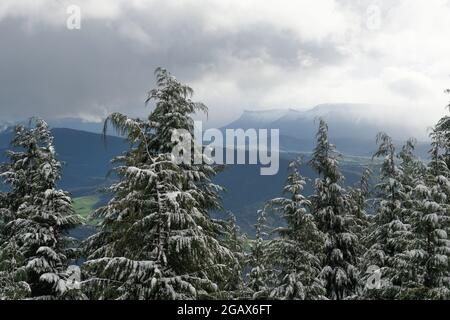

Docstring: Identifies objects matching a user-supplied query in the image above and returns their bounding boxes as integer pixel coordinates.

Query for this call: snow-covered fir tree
[362,133,414,299]
[394,138,433,297]
[265,158,326,300]
[347,167,374,297]
[221,213,247,298]
[247,210,270,299]
[0,119,82,299]
[397,138,427,202]
[398,126,450,299]
[309,120,359,300]
[348,167,373,248]
[145,68,225,219]
[0,191,29,299]
[348,167,372,224]
[433,88,450,166]
[0,241,30,299]
[406,90,450,299]
[83,68,237,300]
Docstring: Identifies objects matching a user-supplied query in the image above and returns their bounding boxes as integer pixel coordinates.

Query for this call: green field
[73,195,101,225]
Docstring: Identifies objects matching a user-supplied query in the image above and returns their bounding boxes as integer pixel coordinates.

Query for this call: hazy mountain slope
[0,117,417,236]
[49,119,104,134]
[225,104,430,158]
[225,109,291,129]
[214,154,368,234]
[1,118,105,135]
[0,128,127,196]
[229,104,421,140]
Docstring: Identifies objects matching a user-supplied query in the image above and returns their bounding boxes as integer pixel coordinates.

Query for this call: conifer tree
[348,167,373,243]
[265,158,325,300]
[398,139,426,191]
[362,133,413,299]
[220,213,247,298]
[347,167,374,297]
[393,138,430,297]
[83,68,237,300]
[348,167,372,222]
[146,69,220,210]
[0,188,29,299]
[247,210,270,299]
[433,88,450,167]
[309,120,359,300]
[0,119,82,299]
[399,126,450,299]
[0,241,30,299]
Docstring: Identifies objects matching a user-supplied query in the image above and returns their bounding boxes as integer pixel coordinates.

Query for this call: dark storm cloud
[1,0,446,133]
[0,8,346,123]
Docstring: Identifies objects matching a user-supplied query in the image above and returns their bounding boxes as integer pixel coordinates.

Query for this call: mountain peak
[228,109,292,128]
[225,103,426,141]
[309,103,376,114]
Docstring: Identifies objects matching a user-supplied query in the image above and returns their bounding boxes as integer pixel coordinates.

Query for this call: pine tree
[265,158,325,300]
[83,68,237,300]
[247,210,270,299]
[0,119,82,299]
[309,119,359,300]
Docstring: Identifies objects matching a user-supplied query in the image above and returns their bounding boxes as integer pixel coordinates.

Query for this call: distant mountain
[0,126,372,235]
[227,104,422,140]
[225,109,292,129]
[48,118,105,134]
[0,128,127,197]
[224,104,431,158]
[213,153,368,233]
[1,104,433,235]
[0,118,105,135]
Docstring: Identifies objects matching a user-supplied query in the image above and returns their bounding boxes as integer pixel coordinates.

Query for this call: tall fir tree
[348,167,373,245]
[83,68,237,300]
[265,158,325,300]
[221,213,247,298]
[247,210,270,299]
[394,138,431,297]
[433,88,450,167]
[348,167,372,223]
[347,167,373,296]
[309,119,359,300]
[398,124,450,298]
[0,119,82,299]
[362,133,414,299]
[0,240,30,299]
[398,138,426,192]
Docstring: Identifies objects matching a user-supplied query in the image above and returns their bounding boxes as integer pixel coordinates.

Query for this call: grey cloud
[388,78,430,100]
[0,7,347,125]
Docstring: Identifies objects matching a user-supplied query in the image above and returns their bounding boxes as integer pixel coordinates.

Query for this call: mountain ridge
[227,103,428,142]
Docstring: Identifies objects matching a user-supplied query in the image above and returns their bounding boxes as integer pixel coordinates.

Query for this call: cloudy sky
[1,0,450,136]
